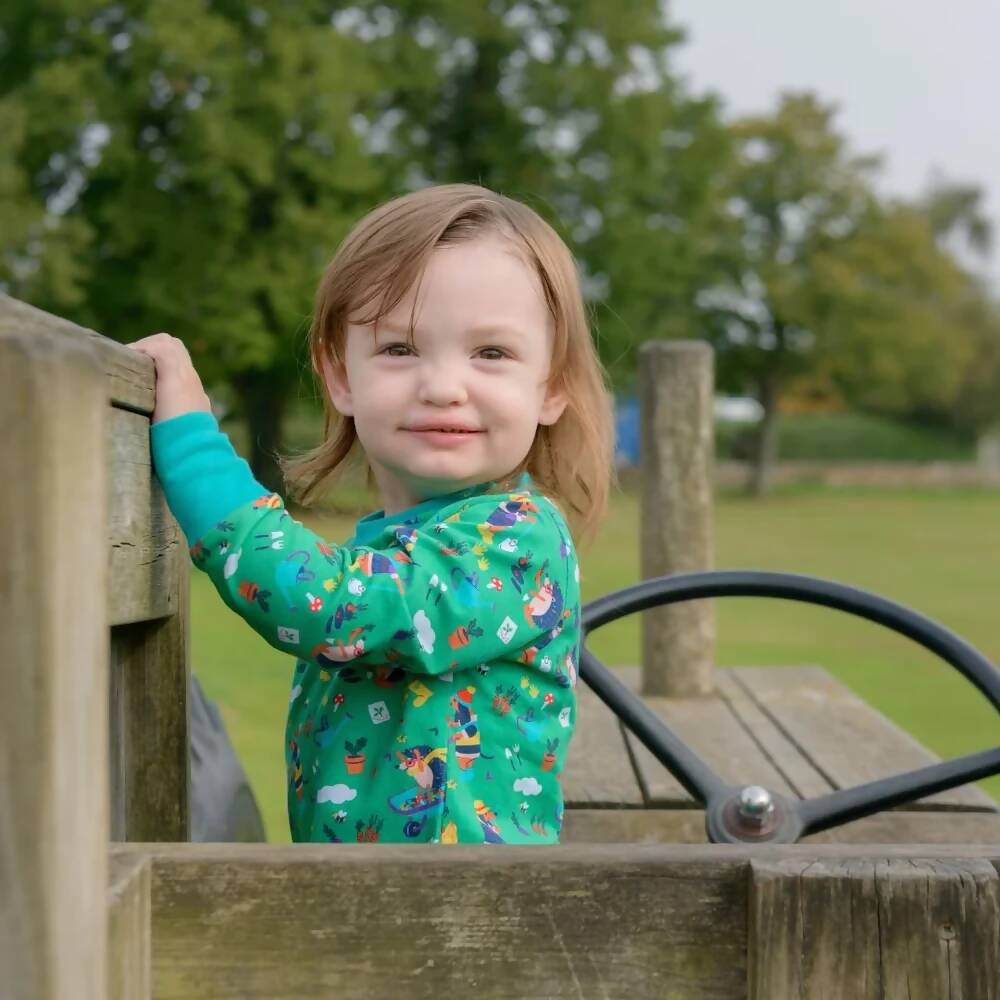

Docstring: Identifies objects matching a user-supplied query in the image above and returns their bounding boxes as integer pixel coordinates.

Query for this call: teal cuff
[149,410,269,545]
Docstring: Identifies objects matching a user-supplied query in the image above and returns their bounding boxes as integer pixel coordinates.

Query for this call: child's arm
[125,332,265,543]
[182,480,572,677]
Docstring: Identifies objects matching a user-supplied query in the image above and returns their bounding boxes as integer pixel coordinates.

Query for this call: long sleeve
[190,489,577,678]
[149,410,265,544]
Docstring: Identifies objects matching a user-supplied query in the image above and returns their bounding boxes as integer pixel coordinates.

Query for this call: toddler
[127,184,615,844]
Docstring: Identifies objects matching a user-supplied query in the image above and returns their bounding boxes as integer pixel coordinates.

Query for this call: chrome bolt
[737,785,775,825]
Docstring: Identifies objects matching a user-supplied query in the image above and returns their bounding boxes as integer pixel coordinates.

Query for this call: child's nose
[417,361,469,405]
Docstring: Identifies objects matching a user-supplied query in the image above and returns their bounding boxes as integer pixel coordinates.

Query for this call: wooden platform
[562,665,1000,844]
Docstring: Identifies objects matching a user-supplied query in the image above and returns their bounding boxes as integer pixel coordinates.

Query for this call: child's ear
[319,355,354,416]
[538,383,568,426]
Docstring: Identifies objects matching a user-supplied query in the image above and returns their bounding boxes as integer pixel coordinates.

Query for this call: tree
[2,0,387,490]
[918,173,993,259]
[699,92,988,494]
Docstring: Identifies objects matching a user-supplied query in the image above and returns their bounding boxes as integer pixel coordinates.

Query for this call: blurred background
[4,0,998,839]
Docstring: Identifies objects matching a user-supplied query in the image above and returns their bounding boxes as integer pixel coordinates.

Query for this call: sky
[666,0,1000,284]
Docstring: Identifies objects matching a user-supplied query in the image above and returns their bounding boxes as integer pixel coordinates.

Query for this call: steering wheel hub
[706,786,802,843]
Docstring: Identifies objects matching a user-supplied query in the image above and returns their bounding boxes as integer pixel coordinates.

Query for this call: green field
[191,486,1000,843]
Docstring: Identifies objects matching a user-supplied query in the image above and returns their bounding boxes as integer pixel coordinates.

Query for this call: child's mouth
[408,428,483,444]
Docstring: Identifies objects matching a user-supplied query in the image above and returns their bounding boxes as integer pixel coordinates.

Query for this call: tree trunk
[976,425,1000,476]
[747,375,780,496]
[231,367,290,496]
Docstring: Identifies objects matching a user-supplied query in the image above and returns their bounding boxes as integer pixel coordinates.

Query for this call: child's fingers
[124,333,195,367]
[125,332,184,350]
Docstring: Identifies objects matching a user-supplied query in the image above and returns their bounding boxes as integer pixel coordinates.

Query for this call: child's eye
[380,343,413,357]
[478,347,508,361]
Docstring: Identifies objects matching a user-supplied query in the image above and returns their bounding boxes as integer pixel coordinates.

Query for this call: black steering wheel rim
[579,570,1000,843]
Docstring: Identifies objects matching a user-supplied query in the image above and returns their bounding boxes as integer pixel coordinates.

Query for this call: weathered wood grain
[612,666,802,807]
[562,808,1000,845]
[0,327,109,999]
[639,340,716,696]
[732,665,998,811]
[714,669,832,799]
[109,562,191,842]
[143,844,748,1000]
[108,405,185,625]
[0,293,154,413]
[107,852,151,1000]
[562,679,645,807]
[748,856,1000,999]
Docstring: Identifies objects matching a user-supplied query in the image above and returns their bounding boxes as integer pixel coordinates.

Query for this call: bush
[716,412,975,462]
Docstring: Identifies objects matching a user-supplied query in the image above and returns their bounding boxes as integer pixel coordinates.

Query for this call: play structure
[2,295,998,999]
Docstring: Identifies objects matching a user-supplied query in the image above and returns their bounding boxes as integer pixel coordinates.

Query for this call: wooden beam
[108,405,185,626]
[0,294,154,413]
[120,843,1000,1000]
[109,563,191,842]
[562,808,1000,845]
[748,856,1000,999]
[142,844,749,1000]
[0,324,109,999]
[107,853,151,1000]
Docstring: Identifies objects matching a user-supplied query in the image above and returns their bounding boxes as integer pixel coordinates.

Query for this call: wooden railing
[1,295,188,999]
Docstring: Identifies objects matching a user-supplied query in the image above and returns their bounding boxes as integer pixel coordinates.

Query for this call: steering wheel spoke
[579,571,1000,844]
[796,746,1000,835]
[580,647,727,804]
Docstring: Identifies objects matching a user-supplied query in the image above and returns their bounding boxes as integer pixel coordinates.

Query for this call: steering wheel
[580,571,1000,843]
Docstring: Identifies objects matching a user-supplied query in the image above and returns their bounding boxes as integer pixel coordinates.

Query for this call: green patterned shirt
[190,479,581,844]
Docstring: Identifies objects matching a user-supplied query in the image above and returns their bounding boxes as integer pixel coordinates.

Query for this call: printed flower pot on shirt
[541,737,560,771]
[344,737,368,774]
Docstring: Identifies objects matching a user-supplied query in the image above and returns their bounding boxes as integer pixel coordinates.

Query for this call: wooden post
[639,340,715,697]
[108,409,191,842]
[0,294,190,845]
[749,857,1000,999]
[0,323,109,999]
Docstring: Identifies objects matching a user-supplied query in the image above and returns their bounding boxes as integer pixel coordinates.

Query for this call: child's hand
[125,333,214,425]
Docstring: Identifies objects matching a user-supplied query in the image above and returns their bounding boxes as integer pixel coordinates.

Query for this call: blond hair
[280,183,616,551]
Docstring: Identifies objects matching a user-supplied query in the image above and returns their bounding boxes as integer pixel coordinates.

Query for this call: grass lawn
[190,485,1000,843]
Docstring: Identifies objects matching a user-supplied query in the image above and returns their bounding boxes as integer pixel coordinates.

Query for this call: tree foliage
[697,92,997,491]
[2,7,997,494]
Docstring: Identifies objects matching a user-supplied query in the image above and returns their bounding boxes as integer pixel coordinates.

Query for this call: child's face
[322,235,567,515]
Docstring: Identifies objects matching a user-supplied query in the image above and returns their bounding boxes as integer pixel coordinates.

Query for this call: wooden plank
[109,562,191,842]
[714,669,833,799]
[562,808,1000,846]
[612,666,800,806]
[733,666,998,811]
[0,326,109,999]
[123,839,1000,865]
[748,856,1000,999]
[0,294,154,413]
[563,809,707,844]
[562,679,645,807]
[107,853,151,1000]
[143,844,748,1000]
[108,405,184,625]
